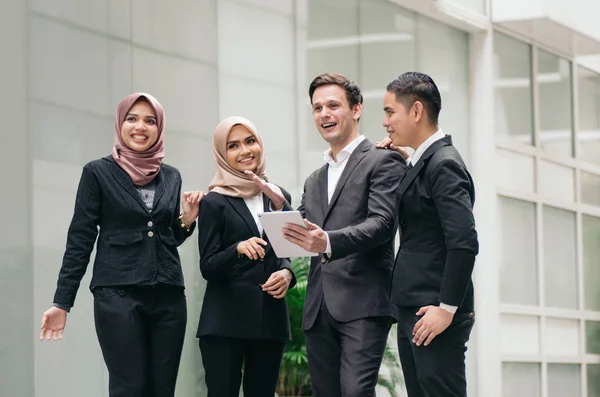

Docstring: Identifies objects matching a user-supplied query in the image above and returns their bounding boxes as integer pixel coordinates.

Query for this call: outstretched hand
[245,170,286,210]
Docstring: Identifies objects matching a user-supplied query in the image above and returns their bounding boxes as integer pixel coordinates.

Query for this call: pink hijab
[209,116,268,198]
[111,93,165,186]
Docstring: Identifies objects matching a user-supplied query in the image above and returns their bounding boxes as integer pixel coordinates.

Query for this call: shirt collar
[323,135,366,166]
[409,129,445,166]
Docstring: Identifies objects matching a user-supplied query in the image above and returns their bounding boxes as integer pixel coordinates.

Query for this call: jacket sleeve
[171,171,196,245]
[327,151,406,260]
[197,195,244,282]
[53,164,102,308]
[429,158,479,307]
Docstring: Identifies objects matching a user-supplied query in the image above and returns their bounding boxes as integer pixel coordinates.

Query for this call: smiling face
[120,99,159,152]
[311,84,361,153]
[382,91,420,149]
[225,124,262,173]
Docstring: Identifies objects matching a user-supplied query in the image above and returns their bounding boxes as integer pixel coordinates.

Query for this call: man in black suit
[379,72,479,397]
[259,73,406,396]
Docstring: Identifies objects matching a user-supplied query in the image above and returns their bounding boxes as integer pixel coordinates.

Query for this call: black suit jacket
[196,189,296,341]
[296,139,406,330]
[53,156,195,308]
[391,135,479,313]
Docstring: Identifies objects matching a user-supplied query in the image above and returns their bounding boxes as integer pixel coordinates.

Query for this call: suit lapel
[316,165,328,222]
[396,136,452,204]
[323,140,369,221]
[260,194,275,256]
[108,157,152,215]
[225,196,261,237]
[152,170,167,209]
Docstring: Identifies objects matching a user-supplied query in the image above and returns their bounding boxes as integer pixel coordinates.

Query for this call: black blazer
[53,156,195,308]
[196,189,296,342]
[294,139,406,330]
[391,136,479,313]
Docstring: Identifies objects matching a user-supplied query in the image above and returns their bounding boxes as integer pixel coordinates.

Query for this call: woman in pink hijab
[39,93,203,397]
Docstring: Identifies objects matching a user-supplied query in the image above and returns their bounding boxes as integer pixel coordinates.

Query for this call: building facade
[1,0,599,396]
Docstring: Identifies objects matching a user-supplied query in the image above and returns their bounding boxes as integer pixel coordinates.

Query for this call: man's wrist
[322,232,332,255]
[439,302,458,314]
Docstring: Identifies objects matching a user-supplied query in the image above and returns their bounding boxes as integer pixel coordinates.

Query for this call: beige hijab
[209,116,268,198]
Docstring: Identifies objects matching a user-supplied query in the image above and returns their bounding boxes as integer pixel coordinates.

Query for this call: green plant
[277,257,404,397]
[377,325,405,397]
[277,256,312,396]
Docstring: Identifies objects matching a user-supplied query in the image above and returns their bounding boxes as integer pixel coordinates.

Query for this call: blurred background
[1,0,600,396]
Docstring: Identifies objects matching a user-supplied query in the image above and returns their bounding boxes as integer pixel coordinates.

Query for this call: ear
[413,101,424,123]
[352,103,363,121]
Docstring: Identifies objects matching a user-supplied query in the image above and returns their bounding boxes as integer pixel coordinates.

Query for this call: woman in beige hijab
[196,116,296,397]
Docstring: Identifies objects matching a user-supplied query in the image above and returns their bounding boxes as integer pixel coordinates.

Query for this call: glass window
[499,197,538,305]
[589,364,600,397]
[581,171,600,208]
[576,66,600,166]
[307,0,470,160]
[494,33,533,145]
[537,50,573,157]
[500,314,540,356]
[307,0,359,151]
[502,362,541,397]
[548,364,581,397]
[414,14,469,161]
[583,215,600,311]
[586,321,600,355]
[542,206,578,309]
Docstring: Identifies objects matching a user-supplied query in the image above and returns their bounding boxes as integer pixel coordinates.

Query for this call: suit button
[148,231,154,237]
[400,221,407,229]
[147,221,153,227]
[321,257,326,263]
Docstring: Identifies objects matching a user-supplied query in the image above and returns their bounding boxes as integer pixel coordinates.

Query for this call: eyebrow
[383,106,394,112]
[227,136,255,145]
[126,113,156,119]
[313,99,341,107]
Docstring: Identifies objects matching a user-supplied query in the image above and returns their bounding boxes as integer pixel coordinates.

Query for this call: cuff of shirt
[439,303,458,314]
[53,303,71,313]
[324,232,332,256]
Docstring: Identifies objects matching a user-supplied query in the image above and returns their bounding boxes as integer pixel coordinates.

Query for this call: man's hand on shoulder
[375,136,410,160]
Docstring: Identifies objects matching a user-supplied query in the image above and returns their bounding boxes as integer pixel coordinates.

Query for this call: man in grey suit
[255,73,406,396]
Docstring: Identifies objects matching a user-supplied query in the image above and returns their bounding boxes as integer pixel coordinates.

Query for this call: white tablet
[258,211,319,258]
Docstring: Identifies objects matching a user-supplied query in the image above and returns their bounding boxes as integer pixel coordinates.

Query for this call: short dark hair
[308,73,363,108]
[386,72,441,125]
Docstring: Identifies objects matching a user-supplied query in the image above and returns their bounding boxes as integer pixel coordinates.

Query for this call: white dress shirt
[407,129,445,166]
[406,129,457,315]
[322,135,366,254]
[243,193,264,235]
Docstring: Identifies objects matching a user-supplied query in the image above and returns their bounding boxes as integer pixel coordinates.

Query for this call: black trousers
[304,300,391,397]
[93,284,187,397]
[396,306,474,397]
[199,335,286,397]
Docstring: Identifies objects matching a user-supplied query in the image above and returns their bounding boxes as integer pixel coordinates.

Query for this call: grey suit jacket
[295,139,407,330]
